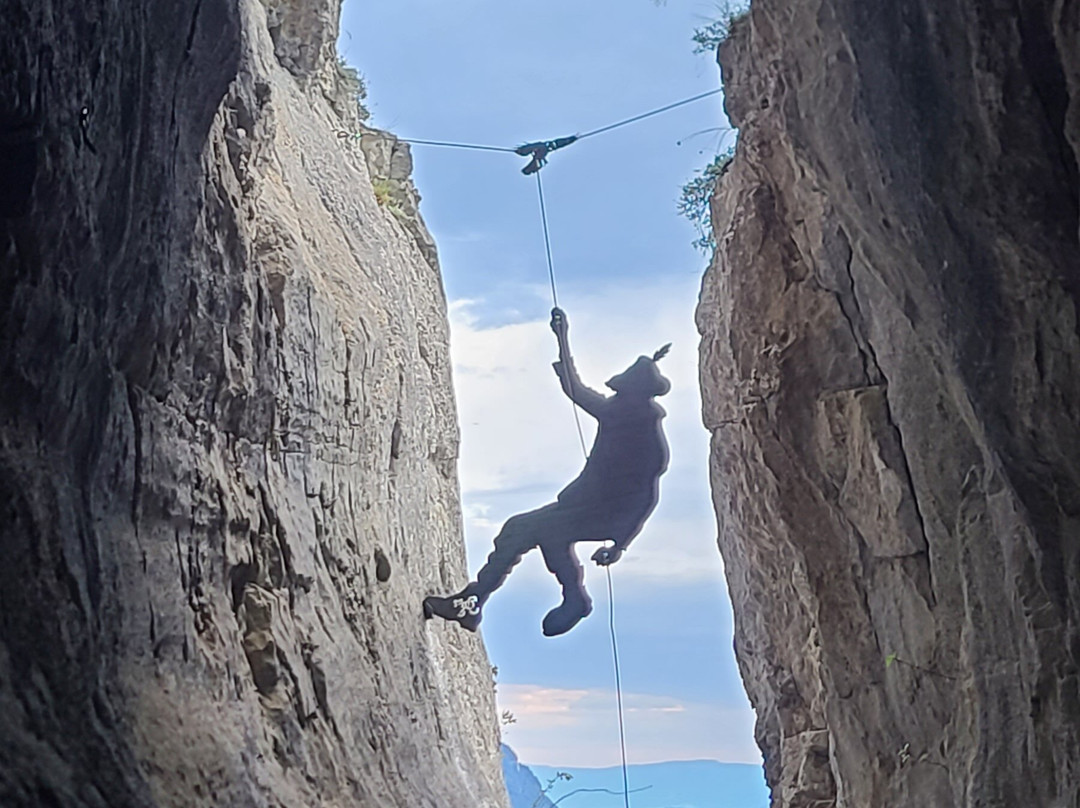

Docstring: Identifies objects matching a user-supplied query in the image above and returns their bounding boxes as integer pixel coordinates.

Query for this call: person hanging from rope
[423,307,671,636]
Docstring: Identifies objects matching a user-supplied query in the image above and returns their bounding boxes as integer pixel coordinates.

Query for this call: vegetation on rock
[691,1,751,54]
[678,147,734,252]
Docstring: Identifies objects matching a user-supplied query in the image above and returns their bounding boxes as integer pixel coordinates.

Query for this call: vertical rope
[535,172,560,309]
[606,566,631,808]
[534,171,588,459]
[536,167,629,808]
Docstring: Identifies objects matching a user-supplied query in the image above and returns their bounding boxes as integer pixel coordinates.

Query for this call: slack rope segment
[606,566,632,808]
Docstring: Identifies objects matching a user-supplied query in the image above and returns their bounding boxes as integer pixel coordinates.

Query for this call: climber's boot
[541,591,593,637]
[423,586,484,632]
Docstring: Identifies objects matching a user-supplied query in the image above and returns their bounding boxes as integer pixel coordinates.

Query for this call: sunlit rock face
[0,0,506,805]
[697,2,1079,806]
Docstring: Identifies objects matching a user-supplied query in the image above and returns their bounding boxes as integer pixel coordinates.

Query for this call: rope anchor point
[515,135,579,174]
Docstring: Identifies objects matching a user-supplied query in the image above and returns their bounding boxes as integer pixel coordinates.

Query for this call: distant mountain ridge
[502,746,768,808]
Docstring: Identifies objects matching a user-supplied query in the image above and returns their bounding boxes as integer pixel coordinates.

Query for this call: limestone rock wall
[697,1,1080,806]
[0,0,507,806]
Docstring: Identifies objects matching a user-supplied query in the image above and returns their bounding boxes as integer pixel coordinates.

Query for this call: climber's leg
[423,503,556,632]
[539,540,592,637]
[474,504,560,595]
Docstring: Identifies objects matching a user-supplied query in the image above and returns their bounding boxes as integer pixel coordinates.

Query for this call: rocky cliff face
[0,1,507,806]
[697,1,1079,806]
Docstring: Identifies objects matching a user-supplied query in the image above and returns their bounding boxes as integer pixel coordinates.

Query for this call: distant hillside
[502,746,556,808]
[528,758,768,808]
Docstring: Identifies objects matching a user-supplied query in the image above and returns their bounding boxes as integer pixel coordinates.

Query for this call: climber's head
[606,344,671,398]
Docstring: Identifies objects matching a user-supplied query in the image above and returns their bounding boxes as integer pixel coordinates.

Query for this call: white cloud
[449,275,724,587]
[497,683,760,767]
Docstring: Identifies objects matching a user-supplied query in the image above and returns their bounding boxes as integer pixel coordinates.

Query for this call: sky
[339,0,760,772]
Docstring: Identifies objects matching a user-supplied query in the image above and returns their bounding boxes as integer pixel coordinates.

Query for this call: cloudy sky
[340,0,760,771]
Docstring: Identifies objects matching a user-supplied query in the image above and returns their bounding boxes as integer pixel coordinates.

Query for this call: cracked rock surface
[0,0,506,806]
[697,2,1079,806]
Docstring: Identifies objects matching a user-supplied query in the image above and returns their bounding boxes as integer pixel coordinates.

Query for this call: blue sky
[340,0,759,770]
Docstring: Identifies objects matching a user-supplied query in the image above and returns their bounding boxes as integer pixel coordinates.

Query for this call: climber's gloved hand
[591,544,623,567]
[550,307,568,338]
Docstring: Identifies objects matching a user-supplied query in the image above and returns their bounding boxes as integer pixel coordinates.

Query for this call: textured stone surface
[697,2,1079,806]
[0,0,507,806]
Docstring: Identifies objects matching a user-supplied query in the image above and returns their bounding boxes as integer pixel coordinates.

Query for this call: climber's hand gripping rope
[591,542,624,567]
[550,305,569,342]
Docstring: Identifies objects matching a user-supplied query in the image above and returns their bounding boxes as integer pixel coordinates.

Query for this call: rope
[384,87,722,162]
[539,168,625,808]
[397,137,516,153]
[538,172,626,808]
[606,566,631,808]
[535,172,559,308]
[578,88,722,140]
[537,178,624,808]
[534,172,589,459]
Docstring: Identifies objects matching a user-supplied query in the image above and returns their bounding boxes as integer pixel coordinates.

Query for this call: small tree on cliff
[691,0,751,53]
[678,146,734,252]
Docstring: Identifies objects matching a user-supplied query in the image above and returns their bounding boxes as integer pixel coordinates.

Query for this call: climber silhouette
[424,307,670,636]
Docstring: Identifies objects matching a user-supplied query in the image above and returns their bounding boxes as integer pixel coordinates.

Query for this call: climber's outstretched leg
[423,503,558,632]
[539,541,592,637]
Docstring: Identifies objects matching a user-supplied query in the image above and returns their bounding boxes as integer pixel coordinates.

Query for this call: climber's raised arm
[550,307,608,417]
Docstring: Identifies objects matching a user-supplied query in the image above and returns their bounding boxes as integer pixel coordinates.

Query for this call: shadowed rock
[698,3,1080,805]
[0,0,507,805]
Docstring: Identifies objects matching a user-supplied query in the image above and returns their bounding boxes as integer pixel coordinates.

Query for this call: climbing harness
[397,86,719,808]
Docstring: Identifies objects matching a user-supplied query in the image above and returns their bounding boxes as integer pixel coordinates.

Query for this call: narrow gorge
[5,0,1080,806]
[0,0,506,805]
[698,1,1080,805]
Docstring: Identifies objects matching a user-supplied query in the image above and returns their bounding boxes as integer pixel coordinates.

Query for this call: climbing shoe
[541,593,593,637]
[423,590,483,632]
